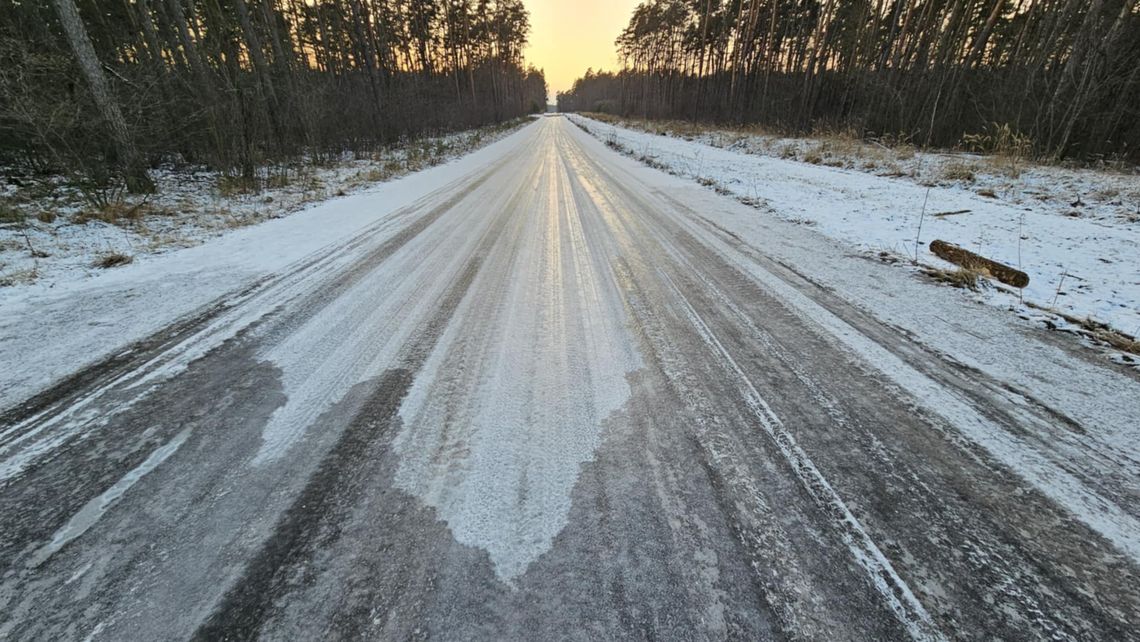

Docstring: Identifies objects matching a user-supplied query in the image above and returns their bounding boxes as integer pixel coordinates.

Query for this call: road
[1,116,1138,640]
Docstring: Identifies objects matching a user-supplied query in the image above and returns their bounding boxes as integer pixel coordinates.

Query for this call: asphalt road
[1,117,1138,640]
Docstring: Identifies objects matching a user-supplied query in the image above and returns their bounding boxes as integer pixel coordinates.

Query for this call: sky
[522,0,642,103]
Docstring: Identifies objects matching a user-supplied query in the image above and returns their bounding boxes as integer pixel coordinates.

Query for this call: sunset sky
[522,0,642,102]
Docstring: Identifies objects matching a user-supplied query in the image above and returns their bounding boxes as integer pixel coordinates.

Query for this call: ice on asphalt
[2,117,1138,582]
[392,139,643,578]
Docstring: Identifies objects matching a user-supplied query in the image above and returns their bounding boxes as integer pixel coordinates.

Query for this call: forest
[0,0,548,192]
[557,0,1140,161]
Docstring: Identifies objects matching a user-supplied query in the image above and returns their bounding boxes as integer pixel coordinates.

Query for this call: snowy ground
[2,117,1138,639]
[568,114,1140,362]
[0,120,535,409]
[0,118,530,290]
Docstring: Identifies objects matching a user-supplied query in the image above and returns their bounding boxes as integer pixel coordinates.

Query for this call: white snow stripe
[718,248,1140,563]
[660,269,946,642]
[27,428,191,568]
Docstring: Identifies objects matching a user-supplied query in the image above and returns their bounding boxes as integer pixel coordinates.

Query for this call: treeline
[558,0,1140,161]
[0,0,547,191]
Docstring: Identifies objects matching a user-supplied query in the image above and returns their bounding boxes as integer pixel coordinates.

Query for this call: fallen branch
[929,239,1029,288]
[932,209,971,217]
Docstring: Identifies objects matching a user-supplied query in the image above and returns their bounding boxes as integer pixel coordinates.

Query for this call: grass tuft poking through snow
[92,252,133,269]
[923,266,981,290]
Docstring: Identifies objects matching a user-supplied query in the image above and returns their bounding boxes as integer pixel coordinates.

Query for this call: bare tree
[49,0,153,191]
[0,0,548,189]
[560,0,1140,161]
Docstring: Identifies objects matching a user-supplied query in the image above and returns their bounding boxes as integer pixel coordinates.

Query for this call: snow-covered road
[2,117,1138,640]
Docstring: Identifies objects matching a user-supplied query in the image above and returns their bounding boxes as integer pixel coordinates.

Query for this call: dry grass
[1092,187,1120,201]
[93,252,133,269]
[348,168,387,187]
[1023,300,1140,356]
[219,210,258,229]
[584,112,755,139]
[346,158,407,188]
[940,161,978,182]
[0,267,38,287]
[816,133,860,157]
[581,112,932,172]
[579,113,1079,188]
[986,155,1026,178]
[963,123,1033,178]
[217,169,311,197]
[217,174,261,196]
[1075,317,1140,355]
[1094,329,1140,354]
[145,234,183,251]
[0,201,24,225]
[894,146,916,161]
[802,147,824,164]
[746,124,861,166]
[923,266,981,290]
[265,173,292,189]
[75,199,164,225]
[385,159,404,174]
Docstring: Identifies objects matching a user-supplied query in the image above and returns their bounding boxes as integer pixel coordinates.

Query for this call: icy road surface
[2,117,1139,640]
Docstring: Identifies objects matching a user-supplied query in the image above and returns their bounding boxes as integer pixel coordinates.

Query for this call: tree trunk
[51,0,154,192]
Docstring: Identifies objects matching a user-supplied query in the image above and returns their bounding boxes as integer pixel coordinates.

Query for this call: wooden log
[929,240,1030,288]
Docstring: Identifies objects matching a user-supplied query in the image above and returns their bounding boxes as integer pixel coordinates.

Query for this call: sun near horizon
[523,0,641,103]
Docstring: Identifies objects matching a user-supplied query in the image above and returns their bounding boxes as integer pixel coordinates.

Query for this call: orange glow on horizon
[523,0,641,103]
